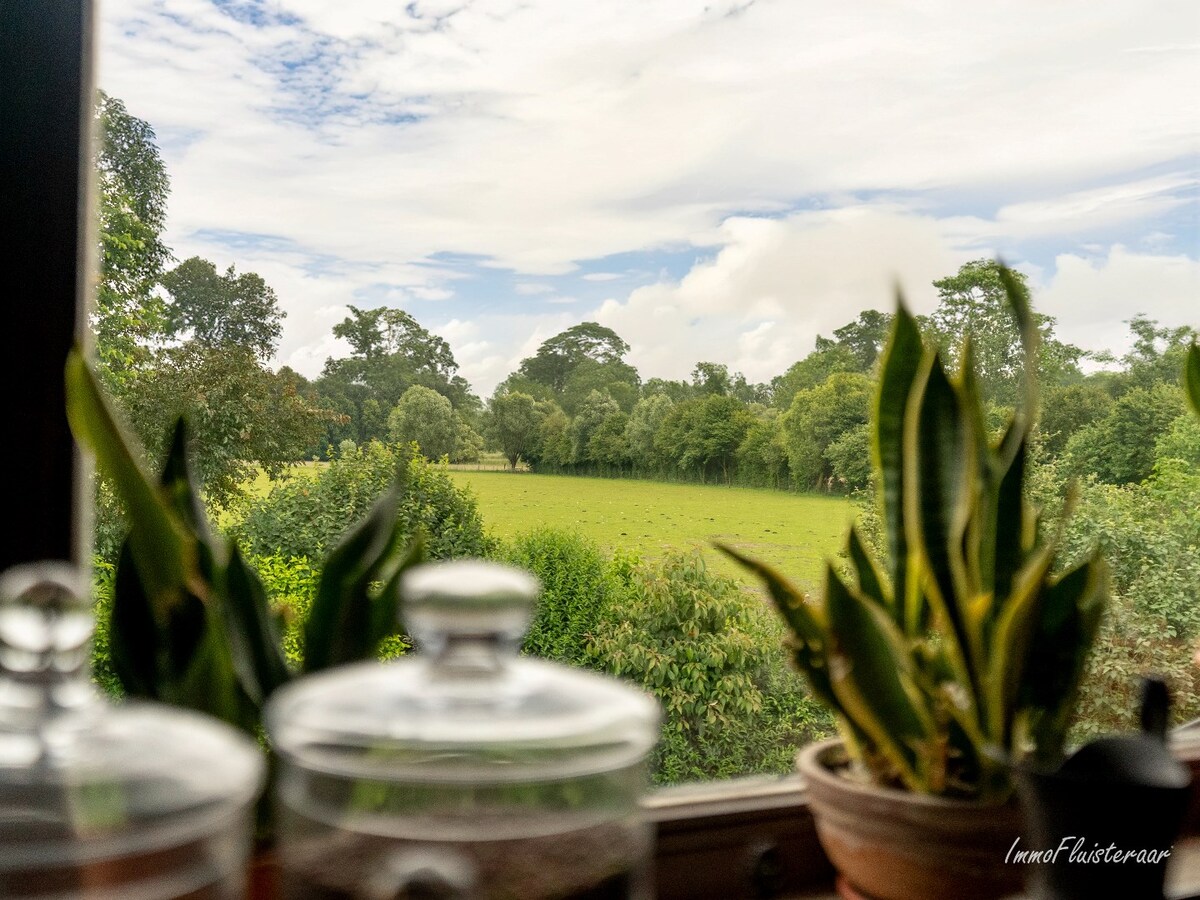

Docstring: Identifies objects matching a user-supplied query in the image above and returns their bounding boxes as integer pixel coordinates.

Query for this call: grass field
[449,470,854,592]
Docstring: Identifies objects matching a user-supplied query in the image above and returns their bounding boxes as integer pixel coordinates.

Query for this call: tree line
[95,91,1197,514]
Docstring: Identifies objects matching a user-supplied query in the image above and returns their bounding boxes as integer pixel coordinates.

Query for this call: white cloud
[95,0,1199,391]
[1036,246,1200,358]
[592,208,967,385]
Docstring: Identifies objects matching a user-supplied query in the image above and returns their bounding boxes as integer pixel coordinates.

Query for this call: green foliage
[781,372,872,490]
[161,257,284,359]
[487,391,544,469]
[588,552,832,784]
[825,423,872,491]
[66,351,425,750]
[89,558,121,698]
[722,272,1106,801]
[927,259,1083,406]
[314,305,479,446]
[1062,384,1185,485]
[93,91,171,385]
[517,322,634,395]
[656,394,754,483]
[1186,343,1200,417]
[1037,383,1114,458]
[499,528,615,667]
[388,385,459,459]
[116,342,334,508]
[734,407,789,489]
[625,394,676,474]
[235,440,493,563]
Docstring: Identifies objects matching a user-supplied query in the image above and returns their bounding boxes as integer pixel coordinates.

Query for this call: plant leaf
[825,564,935,791]
[65,349,198,614]
[714,542,837,709]
[1186,343,1200,418]
[873,300,924,622]
[303,486,401,672]
[223,544,292,704]
[905,353,976,695]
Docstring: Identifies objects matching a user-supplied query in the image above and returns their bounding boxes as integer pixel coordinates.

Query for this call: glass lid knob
[0,562,95,754]
[400,560,539,674]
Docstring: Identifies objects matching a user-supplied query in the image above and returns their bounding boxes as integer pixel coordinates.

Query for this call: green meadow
[449,470,854,592]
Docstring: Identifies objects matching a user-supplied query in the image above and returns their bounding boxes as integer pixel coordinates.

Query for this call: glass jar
[0,563,265,899]
[266,559,660,900]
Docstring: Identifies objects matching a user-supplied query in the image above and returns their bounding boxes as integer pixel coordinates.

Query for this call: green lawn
[449,471,854,592]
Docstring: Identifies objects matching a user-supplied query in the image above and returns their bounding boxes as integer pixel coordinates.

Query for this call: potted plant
[64,349,425,897]
[720,267,1108,900]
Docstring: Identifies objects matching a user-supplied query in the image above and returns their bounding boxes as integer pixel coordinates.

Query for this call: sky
[98,0,1200,397]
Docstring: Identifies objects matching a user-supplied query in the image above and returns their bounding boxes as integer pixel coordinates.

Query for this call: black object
[1014,677,1192,900]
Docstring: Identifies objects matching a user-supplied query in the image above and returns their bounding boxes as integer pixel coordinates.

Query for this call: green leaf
[65,348,198,615]
[845,526,888,610]
[1018,553,1107,762]
[303,486,401,672]
[997,262,1039,453]
[873,301,924,614]
[825,565,935,791]
[713,542,836,709]
[905,353,976,694]
[1186,343,1200,418]
[223,544,291,704]
[371,531,426,649]
[983,541,1055,748]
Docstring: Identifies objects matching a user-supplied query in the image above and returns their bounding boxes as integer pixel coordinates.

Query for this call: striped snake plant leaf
[715,542,837,709]
[370,529,426,653]
[303,485,402,673]
[845,525,888,611]
[873,301,924,629]
[904,352,978,701]
[825,563,936,791]
[1017,552,1108,763]
[65,348,199,618]
[983,541,1056,751]
[1186,343,1200,418]
[224,543,291,706]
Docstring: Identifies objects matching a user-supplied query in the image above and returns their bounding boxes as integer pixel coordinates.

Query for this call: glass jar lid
[267,559,659,784]
[0,563,265,873]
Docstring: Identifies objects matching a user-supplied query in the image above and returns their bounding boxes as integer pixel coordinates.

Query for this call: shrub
[498,528,615,668]
[233,440,494,562]
[588,551,832,784]
[90,557,121,698]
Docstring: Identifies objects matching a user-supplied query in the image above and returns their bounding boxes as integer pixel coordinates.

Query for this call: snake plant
[720,267,1107,802]
[65,348,423,739]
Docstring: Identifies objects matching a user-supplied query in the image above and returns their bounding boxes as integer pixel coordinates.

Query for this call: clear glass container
[0,563,265,899]
[266,559,661,900]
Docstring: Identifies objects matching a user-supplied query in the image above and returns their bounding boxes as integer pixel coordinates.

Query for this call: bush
[498,528,615,668]
[1031,423,1200,735]
[587,551,833,784]
[233,440,494,563]
[90,558,121,698]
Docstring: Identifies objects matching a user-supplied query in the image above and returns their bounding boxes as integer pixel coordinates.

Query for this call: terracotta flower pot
[797,739,1024,900]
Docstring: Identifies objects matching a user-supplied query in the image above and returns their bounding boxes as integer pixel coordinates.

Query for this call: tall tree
[161,257,285,359]
[387,385,459,460]
[928,259,1082,405]
[93,91,172,383]
[518,322,635,394]
[120,344,332,507]
[830,309,893,371]
[487,391,544,470]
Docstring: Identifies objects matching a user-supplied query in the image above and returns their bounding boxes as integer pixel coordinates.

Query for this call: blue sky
[98,0,1199,396]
